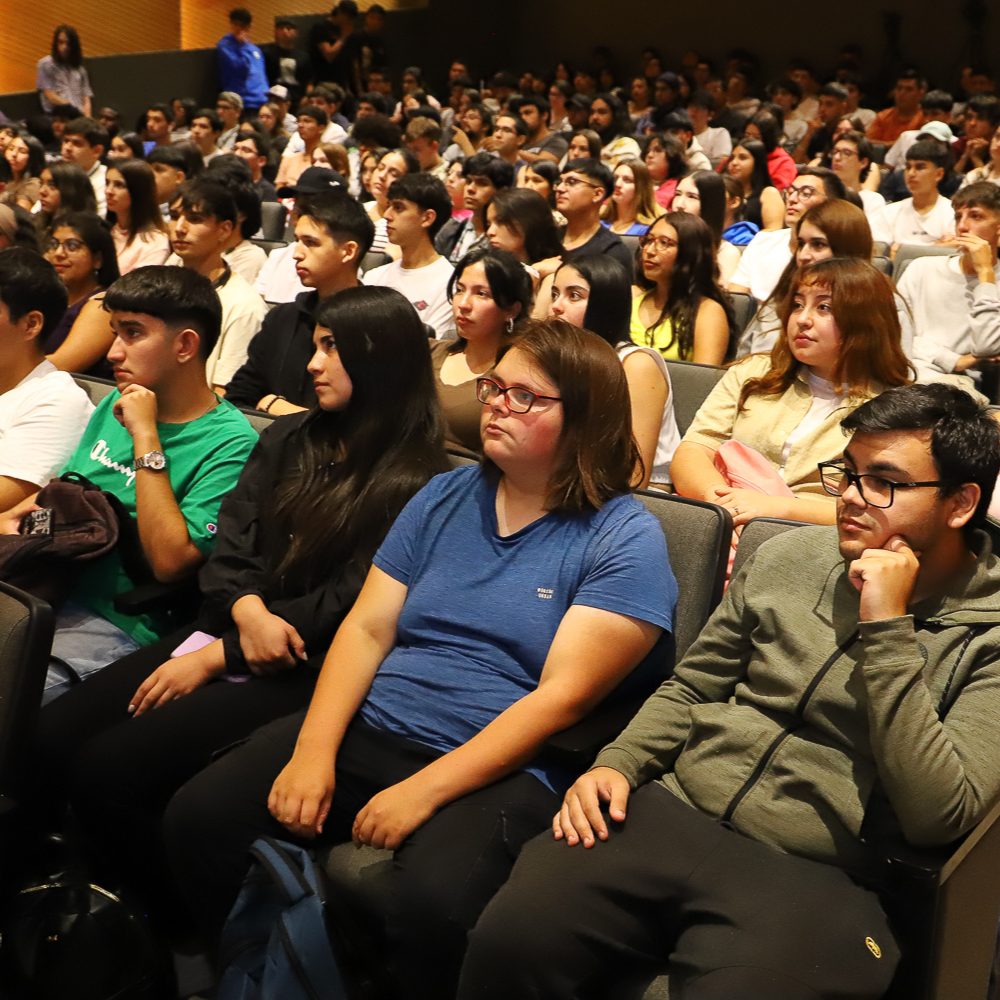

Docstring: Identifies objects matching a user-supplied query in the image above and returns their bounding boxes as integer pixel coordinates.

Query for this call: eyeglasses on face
[556,175,602,191]
[475,377,562,414]
[640,234,678,253]
[785,184,820,202]
[818,462,946,509]
[45,237,86,254]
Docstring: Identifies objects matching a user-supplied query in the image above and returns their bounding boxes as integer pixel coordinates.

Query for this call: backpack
[217,837,348,1000]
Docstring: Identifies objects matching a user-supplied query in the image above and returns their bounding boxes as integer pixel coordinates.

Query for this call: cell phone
[19,508,53,537]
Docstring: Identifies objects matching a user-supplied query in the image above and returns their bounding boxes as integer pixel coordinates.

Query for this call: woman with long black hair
[35,285,449,926]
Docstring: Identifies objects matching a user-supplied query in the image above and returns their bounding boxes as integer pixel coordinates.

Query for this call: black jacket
[225,291,319,410]
[197,411,367,673]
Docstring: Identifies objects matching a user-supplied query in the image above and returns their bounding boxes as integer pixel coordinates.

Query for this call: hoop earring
[505,316,514,334]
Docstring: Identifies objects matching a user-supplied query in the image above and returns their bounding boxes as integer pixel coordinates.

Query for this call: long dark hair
[592,92,631,144]
[271,286,448,580]
[490,188,563,262]
[732,139,771,200]
[39,162,97,232]
[683,170,727,247]
[51,25,83,68]
[555,255,631,347]
[51,211,120,288]
[108,160,167,245]
[636,211,734,359]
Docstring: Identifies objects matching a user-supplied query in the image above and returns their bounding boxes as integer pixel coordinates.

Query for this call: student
[2,133,46,210]
[0,266,257,703]
[590,93,641,166]
[601,158,661,236]
[404,116,447,181]
[203,156,268,285]
[514,95,569,166]
[866,69,928,144]
[60,116,108,216]
[899,181,1000,385]
[169,178,265,392]
[144,103,174,151]
[792,82,851,164]
[643,132,689,209]
[487,188,564,276]
[366,147,420,257]
[231,131,277,202]
[671,170,742,284]
[274,105,328,190]
[686,89,731,167]
[190,109,224,167]
[436,153,514,264]
[226,189,372,413]
[363,173,456,339]
[147,145,200,220]
[214,92,243,152]
[0,248,93,510]
[725,139,783,230]
[485,112,529,171]
[829,130,886,218]
[106,161,172,273]
[556,158,635,280]
[461,383,1000,1000]
[870,139,956,252]
[35,162,97,239]
[729,166,846,301]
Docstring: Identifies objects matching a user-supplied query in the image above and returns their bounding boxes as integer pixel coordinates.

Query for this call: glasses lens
[506,387,535,412]
[859,476,893,508]
[821,467,848,496]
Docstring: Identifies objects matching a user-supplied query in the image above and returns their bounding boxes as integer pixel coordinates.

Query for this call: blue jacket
[216,34,269,108]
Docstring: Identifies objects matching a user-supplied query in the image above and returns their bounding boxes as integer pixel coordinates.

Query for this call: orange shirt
[865,108,926,144]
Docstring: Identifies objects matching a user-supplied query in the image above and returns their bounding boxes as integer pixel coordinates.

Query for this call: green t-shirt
[61,392,258,644]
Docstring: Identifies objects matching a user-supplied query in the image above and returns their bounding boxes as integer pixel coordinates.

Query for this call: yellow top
[629,293,680,360]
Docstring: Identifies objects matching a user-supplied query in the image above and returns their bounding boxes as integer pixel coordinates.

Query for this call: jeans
[45,602,140,705]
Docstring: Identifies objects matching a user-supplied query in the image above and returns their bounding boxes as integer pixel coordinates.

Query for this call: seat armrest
[545,697,647,766]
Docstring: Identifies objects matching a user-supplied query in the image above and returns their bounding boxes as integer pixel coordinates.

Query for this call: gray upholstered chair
[663,360,726,437]
[892,244,956,283]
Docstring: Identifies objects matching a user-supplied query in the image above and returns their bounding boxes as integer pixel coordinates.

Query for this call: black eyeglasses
[818,462,946,509]
[476,377,562,414]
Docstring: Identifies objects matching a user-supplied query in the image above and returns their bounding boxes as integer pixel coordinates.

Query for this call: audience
[7,38,1000,997]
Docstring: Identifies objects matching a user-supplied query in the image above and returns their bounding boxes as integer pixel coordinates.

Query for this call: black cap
[276,166,347,198]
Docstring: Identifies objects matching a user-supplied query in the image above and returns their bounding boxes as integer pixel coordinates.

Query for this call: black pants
[458,783,900,1000]
[34,629,319,917]
[163,714,559,999]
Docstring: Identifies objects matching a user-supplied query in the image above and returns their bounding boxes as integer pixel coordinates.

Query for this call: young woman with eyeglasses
[631,212,733,364]
[671,257,911,528]
[42,211,120,377]
[162,317,676,999]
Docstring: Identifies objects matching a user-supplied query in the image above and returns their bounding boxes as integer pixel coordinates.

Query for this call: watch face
[135,450,167,471]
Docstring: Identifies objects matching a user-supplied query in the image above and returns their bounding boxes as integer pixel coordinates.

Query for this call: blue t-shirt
[359,465,677,789]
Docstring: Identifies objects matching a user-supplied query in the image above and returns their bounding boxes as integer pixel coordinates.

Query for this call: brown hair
[601,157,663,226]
[761,198,873,312]
[738,257,911,408]
[485,318,640,512]
[316,142,350,178]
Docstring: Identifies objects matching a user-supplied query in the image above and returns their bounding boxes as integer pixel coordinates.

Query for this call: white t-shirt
[224,240,268,286]
[210,269,267,388]
[729,228,793,302]
[859,189,887,219]
[779,373,845,474]
[281,120,348,158]
[256,243,308,304]
[869,195,955,247]
[694,126,732,165]
[0,361,93,488]
[363,255,456,340]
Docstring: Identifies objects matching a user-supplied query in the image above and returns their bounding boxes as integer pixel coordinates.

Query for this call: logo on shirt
[536,587,554,600]
[207,522,218,535]
[90,439,136,488]
[414,300,428,311]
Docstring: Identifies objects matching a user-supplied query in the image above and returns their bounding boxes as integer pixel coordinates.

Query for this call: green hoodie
[595,525,1000,875]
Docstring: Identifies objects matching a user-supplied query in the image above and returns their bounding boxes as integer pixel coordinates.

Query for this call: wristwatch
[133,450,167,472]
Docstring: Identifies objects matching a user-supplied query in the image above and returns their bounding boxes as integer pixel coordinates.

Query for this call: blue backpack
[217,837,348,1000]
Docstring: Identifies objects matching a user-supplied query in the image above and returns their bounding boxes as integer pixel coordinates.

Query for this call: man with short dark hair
[0,266,257,702]
[364,173,456,338]
[435,153,514,263]
[144,104,173,152]
[216,7,269,112]
[148,145,198,220]
[486,112,528,170]
[884,90,956,171]
[867,70,928,144]
[61,116,108,215]
[169,178,265,392]
[556,159,634,279]
[792,82,851,163]
[515,96,569,165]
[232,132,276,202]
[955,95,1000,177]
[0,248,92,510]
[685,89,731,167]
[870,139,955,251]
[190,110,223,167]
[899,181,1000,384]
[659,110,711,172]
[460,381,1000,1000]
[730,166,845,300]
[226,189,373,413]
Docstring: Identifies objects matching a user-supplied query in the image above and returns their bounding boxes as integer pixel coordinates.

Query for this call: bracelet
[263,394,285,413]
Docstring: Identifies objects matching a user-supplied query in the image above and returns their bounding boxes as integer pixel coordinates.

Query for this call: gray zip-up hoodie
[595,525,1000,875]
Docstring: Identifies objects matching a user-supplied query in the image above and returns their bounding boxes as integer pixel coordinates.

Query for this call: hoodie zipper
[720,631,860,823]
